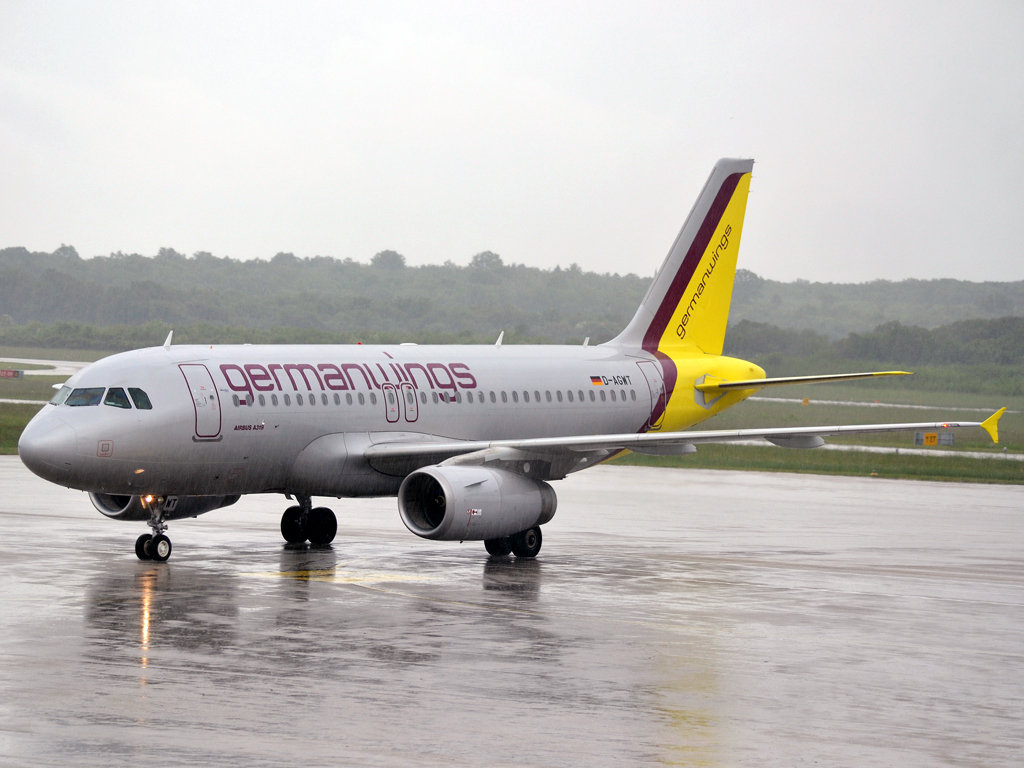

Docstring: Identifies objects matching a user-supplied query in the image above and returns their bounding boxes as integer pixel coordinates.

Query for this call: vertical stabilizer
[609,158,754,356]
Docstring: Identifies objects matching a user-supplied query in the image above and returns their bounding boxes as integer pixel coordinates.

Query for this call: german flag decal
[590,376,604,386]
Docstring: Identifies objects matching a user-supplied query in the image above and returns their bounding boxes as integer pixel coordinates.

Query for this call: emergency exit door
[179,364,222,439]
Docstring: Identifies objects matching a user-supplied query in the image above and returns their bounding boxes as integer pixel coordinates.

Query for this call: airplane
[17,158,1005,563]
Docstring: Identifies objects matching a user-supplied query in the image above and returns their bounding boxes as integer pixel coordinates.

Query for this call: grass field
[0,403,44,453]
[0,375,68,402]
[610,444,1024,484]
[0,346,113,362]
[0,361,56,371]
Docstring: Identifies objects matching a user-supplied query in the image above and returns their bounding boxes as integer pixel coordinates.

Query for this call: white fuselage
[19,343,662,499]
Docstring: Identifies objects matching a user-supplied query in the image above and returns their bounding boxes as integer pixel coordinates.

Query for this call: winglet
[163,330,173,349]
[980,407,1006,444]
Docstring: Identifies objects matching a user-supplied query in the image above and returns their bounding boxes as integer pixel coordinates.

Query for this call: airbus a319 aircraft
[18,159,1005,562]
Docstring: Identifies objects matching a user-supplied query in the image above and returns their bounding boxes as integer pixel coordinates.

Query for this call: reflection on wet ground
[0,457,1022,766]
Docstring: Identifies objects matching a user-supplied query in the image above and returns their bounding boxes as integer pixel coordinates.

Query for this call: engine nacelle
[89,493,240,522]
[398,466,556,541]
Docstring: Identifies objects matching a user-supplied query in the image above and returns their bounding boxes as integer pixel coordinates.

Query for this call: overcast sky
[1,1,1022,283]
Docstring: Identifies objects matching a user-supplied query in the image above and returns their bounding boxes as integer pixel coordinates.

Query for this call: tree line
[3,245,1024,343]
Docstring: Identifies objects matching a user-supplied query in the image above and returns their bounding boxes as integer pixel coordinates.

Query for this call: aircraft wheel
[135,533,153,561]
[510,527,542,559]
[150,534,172,562]
[281,505,307,543]
[484,537,512,556]
[307,507,337,546]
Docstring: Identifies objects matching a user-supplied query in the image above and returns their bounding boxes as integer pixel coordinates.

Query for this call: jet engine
[89,493,240,521]
[398,466,556,541]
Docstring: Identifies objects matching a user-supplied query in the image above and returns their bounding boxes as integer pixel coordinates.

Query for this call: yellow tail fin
[610,158,754,357]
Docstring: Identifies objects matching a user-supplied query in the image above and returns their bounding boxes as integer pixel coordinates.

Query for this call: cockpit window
[128,388,153,410]
[50,386,72,405]
[66,387,106,407]
[104,388,132,409]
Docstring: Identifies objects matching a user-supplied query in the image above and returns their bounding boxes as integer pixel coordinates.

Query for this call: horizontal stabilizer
[694,371,912,393]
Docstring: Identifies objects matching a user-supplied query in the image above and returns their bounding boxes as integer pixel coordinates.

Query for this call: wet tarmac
[0,456,1022,767]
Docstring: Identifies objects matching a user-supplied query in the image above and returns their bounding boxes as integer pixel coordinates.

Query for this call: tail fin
[610,158,754,356]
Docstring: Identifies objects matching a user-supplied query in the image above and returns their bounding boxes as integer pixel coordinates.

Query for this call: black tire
[307,507,337,546]
[484,537,512,556]
[281,505,307,543]
[510,527,542,558]
[135,533,153,561]
[150,534,172,562]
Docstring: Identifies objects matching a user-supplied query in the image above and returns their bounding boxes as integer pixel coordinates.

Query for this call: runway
[0,457,1021,767]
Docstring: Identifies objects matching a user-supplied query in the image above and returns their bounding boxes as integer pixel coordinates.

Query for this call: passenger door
[179,364,222,439]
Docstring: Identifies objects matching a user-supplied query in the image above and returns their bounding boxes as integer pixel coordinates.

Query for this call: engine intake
[89,493,240,521]
[398,466,556,541]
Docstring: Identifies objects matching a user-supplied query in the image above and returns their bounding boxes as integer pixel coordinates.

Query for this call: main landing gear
[135,498,172,562]
[281,495,337,546]
[485,526,542,559]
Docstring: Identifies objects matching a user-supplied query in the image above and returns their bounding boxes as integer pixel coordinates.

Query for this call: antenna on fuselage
[583,337,590,347]
[495,331,504,348]
[163,330,173,349]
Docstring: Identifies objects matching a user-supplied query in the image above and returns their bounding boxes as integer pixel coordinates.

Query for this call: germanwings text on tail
[18,159,1005,562]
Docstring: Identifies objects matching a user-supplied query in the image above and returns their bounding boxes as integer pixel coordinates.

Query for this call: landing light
[143,495,154,503]
[135,468,145,474]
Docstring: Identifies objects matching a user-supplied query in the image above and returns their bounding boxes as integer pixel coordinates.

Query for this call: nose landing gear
[135,498,172,562]
[280,495,337,546]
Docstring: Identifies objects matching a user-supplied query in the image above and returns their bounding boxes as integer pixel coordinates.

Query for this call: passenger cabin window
[467,392,474,403]
[284,394,291,406]
[258,394,266,406]
[501,392,507,403]
[610,390,616,402]
[490,391,496,403]
[477,391,484,403]
[600,390,607,402]
[534,390,541,403]
[621,389,627,401]
[556,391,563,402]
[522,391,528,403]
[566,390,573,402]
[630,389,636,401]
[419,391,427,404]
[67,388,105,407]
[578,390,585,401]
[333,393,340,405]
[588,390,595,402]
[50,385,72,405]
[512,391,519,403]
[347,393,353,405]
[370,393,377,405]
[104,388,132,409]
[296,394,304,405]
[358,393,365,405]
[272,394,279,406]
[546,391,552,403]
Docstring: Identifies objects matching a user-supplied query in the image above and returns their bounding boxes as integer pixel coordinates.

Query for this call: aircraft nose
[18,414,77,482]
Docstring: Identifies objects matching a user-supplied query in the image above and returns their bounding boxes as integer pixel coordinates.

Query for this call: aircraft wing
[364,408,1006,477]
